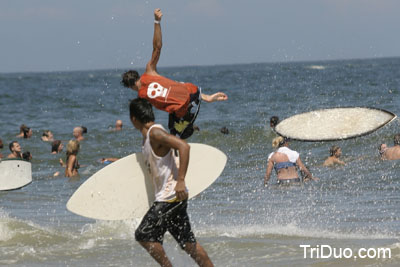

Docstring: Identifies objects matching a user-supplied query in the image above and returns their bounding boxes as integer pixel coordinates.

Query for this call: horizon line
[1,55,399,75]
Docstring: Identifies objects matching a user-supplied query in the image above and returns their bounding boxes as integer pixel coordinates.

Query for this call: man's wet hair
[129,98,155,124]
[330,145,340,156]
[270,116,279,128]
[22,151,32,161]
[378,144,387,155]
[42,130,50,137]
[9,141,18,152]
[81,126,88,134]
[19,124,27,134]
[394,134,400,145]
[22,126,31,138]
[51,140,62,153]
[220,127,229,135]
[121,70,140,88]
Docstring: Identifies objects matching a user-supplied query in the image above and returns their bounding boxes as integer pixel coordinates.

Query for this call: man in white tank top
[129,98,213,267]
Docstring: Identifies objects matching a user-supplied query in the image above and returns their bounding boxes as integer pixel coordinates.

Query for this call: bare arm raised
[145,8,163,75]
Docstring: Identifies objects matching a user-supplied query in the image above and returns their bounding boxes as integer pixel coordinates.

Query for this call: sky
[1,0,399,73]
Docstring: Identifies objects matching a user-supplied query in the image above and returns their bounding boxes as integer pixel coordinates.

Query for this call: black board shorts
[135,200,196,249]
[168,89,201,139]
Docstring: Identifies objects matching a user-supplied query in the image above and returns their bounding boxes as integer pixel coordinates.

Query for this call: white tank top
[142,124,179,202]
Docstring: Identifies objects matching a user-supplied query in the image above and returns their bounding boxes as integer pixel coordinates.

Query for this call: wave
[2,208,398,243]
[0,209,15,242]
[195,223,398,240]
[0,213,142,265]
[307,65,326,70]
[0,211,142,243]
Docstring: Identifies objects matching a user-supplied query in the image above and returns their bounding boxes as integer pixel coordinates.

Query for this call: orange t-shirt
[138,74,198,118]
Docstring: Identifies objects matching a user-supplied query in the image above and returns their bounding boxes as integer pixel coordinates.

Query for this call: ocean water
[1,57,400,266]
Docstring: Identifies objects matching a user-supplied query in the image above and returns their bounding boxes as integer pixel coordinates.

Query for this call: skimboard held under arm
[66,143,227,220]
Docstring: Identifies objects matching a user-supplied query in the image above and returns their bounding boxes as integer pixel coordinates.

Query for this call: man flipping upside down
[121,8,228,139]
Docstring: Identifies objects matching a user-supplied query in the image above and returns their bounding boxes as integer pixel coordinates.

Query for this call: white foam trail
[196,223,398,240]
[79,218,142,239]
[388,243,400,259]
[79,238,96,250]
[0,221,15,242]
[308,65,326,70]
[0,209,15,242]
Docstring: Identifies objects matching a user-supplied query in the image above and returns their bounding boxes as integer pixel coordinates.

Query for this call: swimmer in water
[114,120,123,131]
[378,143,388,160]
[100,157,119,164]
[16,124,27,138]
[7,141,22,159]
[65,140,80,177]
[323,145,345,166]
[41,130,54,142]
[379,134,400,160]
[22,151,32,162]
[17,125,33,139]
[264,136,318,186]
[51,140,64,154]
[269,116,279,129]
[73,126,85,142]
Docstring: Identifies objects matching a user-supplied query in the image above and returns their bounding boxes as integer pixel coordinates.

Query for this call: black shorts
[135,200,196,249]
[168,89,201,139]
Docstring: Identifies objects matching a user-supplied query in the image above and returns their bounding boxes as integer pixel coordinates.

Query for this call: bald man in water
[73,127,85,142]
[380,134,400,160]
[115,120,123,131]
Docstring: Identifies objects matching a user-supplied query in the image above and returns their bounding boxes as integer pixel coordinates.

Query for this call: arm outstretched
[145,8,163,75]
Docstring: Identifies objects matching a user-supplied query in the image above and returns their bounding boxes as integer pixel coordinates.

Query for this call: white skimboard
[0,159,32,191]
[274,107,396,141]
[67,143,227,220]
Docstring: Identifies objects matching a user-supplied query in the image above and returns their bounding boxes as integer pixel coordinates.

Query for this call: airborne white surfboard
[0,159,32,191]
[274,107,396,141]
[67,143,227,221]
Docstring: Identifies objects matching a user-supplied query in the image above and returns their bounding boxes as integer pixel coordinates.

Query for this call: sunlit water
[1,57,400,266]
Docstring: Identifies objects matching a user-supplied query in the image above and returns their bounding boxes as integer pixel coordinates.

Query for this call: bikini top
[67,155,80,170]
[268,147,299,172]
[274,161,296,171]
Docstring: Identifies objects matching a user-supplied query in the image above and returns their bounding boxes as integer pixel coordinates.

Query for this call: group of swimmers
[0,124,99,177]
[266,116,400,186]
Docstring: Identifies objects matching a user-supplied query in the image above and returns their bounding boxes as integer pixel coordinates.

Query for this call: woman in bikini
[264,136,317,186]
[65,140,80,177]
